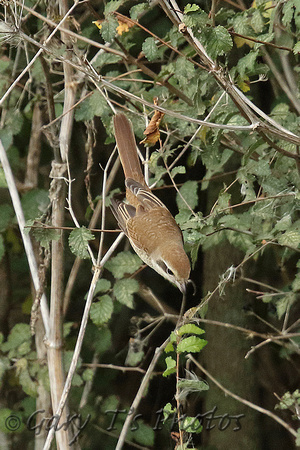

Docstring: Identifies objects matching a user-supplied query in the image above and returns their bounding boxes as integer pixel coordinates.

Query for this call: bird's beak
[178,281,187,294]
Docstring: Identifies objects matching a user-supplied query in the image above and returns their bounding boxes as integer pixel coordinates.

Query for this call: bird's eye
[166,267,174,277]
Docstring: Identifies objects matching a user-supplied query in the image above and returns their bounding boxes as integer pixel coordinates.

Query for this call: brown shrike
[110,113,191,292]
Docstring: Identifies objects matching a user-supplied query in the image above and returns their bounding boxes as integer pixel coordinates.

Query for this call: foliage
[0,0,299,449]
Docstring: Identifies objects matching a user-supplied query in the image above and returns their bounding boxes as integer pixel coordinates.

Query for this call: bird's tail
[113,114,145,186]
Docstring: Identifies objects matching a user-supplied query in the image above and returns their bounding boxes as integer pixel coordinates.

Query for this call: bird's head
[153,244,191,293]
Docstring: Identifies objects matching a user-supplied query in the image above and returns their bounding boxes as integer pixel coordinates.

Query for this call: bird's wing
[110,197,136,234]
[125,178,167,211]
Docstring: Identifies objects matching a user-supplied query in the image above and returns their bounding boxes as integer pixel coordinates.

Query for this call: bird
[110,113,191,293]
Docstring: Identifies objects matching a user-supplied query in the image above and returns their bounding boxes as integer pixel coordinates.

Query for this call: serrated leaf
[94,52,121,69]
[104,0,124,15]
[251,9,264,33]
[293,41,300,54]
[184,4,200,13]
[142,37,159,61]
[163,356,177,377]
[237,50,259,78]
[176,180,198,210]
[171,166,186,177]
[100,16,119,43]
[130,3,148,20]
[203,26,233,59]
[75,90,108,121]
[177,336,207,353]
[1,323,31,352]
[21,189,49,221]
[278,230,300,249]
[68,227,95,259]
[113,278,139,309]
[183,9,208,28]
[31,226,60,249]
[105,251,142,278]
[276,293,296,320]
[94,278,111,295]
[90,295,113,326]
[178,324,205,336]
[274,215,292,232]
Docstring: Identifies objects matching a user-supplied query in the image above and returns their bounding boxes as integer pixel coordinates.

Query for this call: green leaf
[163,403,176,422]
[0,408,24,434]
[94,278,111,295]
[1,323,31,353]
[183,9,208,28]
[82,368,94,382]
[176,180,198,210]
[165,341,175,353]
[132,422,155,446]
[177,377,209,392]
[130,3,149,20]
[202,26,233,59]
[0,204,14,232]
[181,416,202,434]
[276,293,296,320]
[30,225,60,249]
[90,295,113,326]
[278,230,300,249]
[237,50,259,78]
[293,41,300,55]
[94,326,112,354]
[163,356,177,377]
[296,428,300,447]
[184,4,200,13]
[178,324,205,336]
[68,227,95,259]
[171,166,186,177]
[93,52,121,69]
[104,0,124,15]
[105,251,142,278]
[274,215,292,232]
[113,278,139,309]
[75,90,109,121]
[16,358,37,397]
[100,16,119,43]
[21,189,49,221]
[142,37,159,61]
[0,235,4,263]
[177,336,207,353]
[251,9,264,33]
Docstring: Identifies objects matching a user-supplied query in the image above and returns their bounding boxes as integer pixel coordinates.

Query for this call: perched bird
[110,113,191,292]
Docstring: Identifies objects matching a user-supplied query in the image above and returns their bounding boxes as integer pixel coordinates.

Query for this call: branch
[0,139,50,337]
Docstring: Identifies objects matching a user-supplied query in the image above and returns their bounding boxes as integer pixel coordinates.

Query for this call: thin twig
[187,354,298,438]
[115,337,170,450]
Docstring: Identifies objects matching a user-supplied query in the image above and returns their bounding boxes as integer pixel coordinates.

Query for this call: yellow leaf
[197,126,208,144]
[238,81,250,92]
[234,35,254,48]
[116,22,130,35]
[252,0,273,18]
